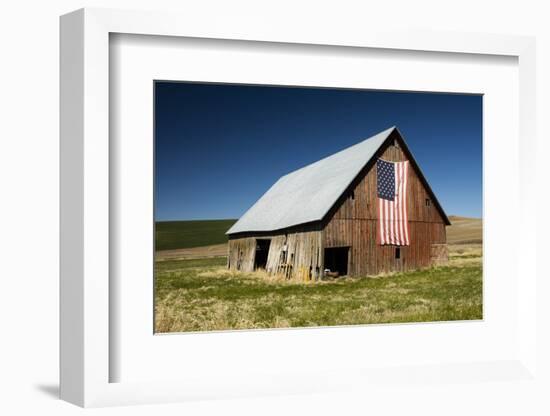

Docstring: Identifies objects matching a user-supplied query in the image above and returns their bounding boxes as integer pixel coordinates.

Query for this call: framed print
[60,8,539,408]
[152,83,482,334]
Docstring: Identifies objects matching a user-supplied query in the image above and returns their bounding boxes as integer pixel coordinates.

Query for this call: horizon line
[155,215,482,223]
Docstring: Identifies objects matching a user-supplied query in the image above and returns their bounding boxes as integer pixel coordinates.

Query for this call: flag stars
[377,159,395,200]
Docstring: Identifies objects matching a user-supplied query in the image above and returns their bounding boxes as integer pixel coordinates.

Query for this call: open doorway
[254,239,271,270]
[324,247,349,277]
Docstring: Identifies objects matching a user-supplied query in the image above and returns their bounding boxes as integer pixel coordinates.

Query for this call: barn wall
[323,141,448,275]
[228,225,324,281]
[227,237,256,272]
[324,219,446,275]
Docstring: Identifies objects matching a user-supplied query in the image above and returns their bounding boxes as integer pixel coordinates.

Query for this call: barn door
[254,239,271,270]
[323,247,349,277]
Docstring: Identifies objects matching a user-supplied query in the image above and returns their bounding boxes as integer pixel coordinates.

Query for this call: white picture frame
[60,7,538,408]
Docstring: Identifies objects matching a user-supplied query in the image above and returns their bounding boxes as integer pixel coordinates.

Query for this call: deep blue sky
[155,82,482,221]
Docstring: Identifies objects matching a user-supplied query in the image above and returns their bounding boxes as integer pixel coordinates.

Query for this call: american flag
[377,159,410,246]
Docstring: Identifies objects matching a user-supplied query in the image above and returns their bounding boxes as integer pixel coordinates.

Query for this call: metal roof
[226,126,396,234]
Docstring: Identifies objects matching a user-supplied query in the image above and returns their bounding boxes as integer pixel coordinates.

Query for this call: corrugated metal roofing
[226,126,396,235]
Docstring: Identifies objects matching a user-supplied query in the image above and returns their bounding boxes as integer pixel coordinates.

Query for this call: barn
[226,126,450,280]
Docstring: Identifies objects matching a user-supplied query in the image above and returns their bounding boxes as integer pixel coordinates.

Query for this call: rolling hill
[447,216,482,244]
[155,219,237,251]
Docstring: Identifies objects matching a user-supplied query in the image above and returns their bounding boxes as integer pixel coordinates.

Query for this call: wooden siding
[322,140,448,276]
[323,219,446,275]
[228,226,323,281]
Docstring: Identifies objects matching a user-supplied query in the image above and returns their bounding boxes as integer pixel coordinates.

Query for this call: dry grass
[196,267,319,285]
[153,217,484,333]
[155,244,482,333]
[448,243,483,266]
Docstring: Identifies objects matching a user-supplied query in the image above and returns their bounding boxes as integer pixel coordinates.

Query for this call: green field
[154,245,482,333]
[155,219,236,251]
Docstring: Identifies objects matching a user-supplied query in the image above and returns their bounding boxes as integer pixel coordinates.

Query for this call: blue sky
[155,82,482,221]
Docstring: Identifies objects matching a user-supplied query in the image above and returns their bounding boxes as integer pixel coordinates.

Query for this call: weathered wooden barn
[226,126,450,280]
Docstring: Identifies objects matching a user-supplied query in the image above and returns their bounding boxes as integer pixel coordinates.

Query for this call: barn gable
[227,126,449,236]
[323,128,450,227]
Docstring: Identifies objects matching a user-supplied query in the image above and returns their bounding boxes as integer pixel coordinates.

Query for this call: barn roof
[226,126,449,235]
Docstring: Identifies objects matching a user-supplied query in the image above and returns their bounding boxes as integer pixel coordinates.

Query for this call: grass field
[154,244,482,333]
[154,217,483,333]
[155,219,236,251]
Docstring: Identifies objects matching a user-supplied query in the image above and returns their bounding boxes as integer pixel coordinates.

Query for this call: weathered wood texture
[228,225,323,281]
[322,140,448,276]
[227,237,256,273]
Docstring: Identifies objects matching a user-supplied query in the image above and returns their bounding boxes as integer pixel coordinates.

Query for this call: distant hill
[447,216,482,244]
[155,219,237,251]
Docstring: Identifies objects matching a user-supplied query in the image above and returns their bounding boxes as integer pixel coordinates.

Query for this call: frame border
[60,7,537,407]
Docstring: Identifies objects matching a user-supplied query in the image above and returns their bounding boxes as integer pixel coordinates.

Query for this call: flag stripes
[377,160,409,246]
